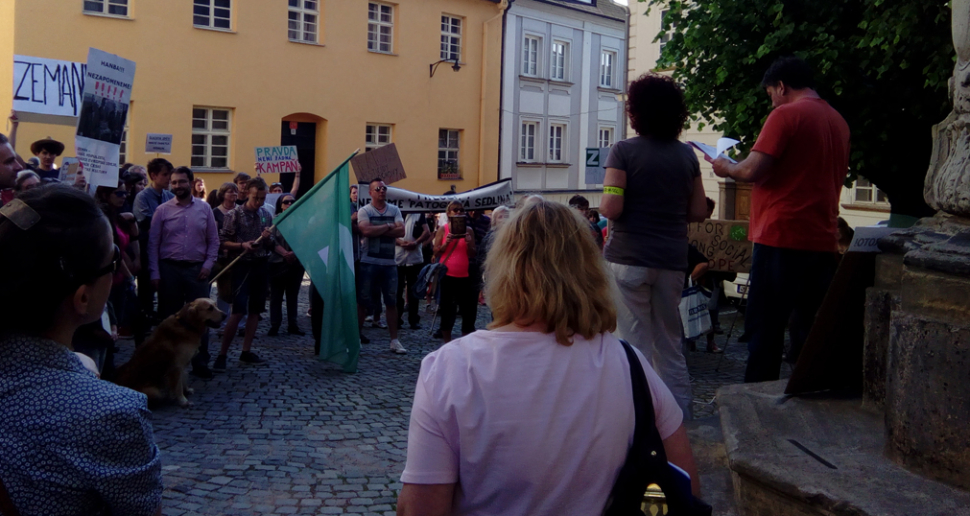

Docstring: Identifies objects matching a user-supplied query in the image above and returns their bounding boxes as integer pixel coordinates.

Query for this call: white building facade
[500,0,629,205]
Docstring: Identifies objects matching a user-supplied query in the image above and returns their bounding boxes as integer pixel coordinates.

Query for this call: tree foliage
[646,0,954,217]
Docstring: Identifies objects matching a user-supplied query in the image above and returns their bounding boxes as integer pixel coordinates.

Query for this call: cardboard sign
[584,147,610,184]
[846,226,897,253]
[145,133,172,154]
[74,48,136,190]
[58,157,82,184]
[688,219,753,273]
[356,179,513,212]
[13,55,87,124]
[350,143,407,185]
[255,145,300,174]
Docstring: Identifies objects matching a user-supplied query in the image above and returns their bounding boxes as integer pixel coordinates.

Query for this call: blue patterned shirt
[0,334,162,516]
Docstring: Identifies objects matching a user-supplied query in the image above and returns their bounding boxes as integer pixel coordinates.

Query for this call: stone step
[718,380,970,516]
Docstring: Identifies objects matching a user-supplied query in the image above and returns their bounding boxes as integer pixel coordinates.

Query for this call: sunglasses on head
[271,182,283,187]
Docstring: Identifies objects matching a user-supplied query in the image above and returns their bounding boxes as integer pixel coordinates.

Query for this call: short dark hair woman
[599,73,710,419]
[0,185,162,515]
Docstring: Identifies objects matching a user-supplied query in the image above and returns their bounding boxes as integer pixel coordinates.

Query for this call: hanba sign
[145,133,172,154]
[688,219,753,273]
[13,55,87,122]
[255,146,300,174]
[74,48,136,189]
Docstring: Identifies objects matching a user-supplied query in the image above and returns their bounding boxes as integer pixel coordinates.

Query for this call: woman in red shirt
[432,201,477,343]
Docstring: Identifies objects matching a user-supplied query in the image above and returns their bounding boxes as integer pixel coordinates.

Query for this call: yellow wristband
[604,186,624,196]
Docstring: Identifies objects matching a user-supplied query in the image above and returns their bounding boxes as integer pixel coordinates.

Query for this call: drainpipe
[497,0,514,188]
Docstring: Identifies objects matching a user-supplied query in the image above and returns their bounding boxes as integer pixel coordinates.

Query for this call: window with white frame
[194,0,231,30]
[522,36,540,76]
[600,50,617,88]
[853,177,889,204]
[549,123,566,162]
[438,129,461,179]
[365,124,392,151]
[440,15,462,61]
[288,0,318,43]
[598,126,615,148]
[659,10,675,51]
[83,0,128,16]
[191,107,231,168]
[551,41,568,81]
[368,2,393,53]
[520,121,539,162]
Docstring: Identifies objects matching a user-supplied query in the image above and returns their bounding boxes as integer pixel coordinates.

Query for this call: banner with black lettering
[74,48,136,189]
[356,179,513,212]
[13,55,87,124]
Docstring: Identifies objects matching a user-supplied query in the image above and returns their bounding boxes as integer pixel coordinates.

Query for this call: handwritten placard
[350,143,407,185]
[13,55,87,124]
[145,133,172,154]
[688,219,753,273]
[255,145,300,174]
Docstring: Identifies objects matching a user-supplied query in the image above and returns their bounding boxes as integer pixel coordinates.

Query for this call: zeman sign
[356,179,513,213]
[13,55,86,124]
[688,219,753,273]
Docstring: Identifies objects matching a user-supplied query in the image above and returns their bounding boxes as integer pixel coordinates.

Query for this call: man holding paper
[711,56,850,383]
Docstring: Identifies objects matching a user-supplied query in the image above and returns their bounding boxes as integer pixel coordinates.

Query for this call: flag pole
[209,225,276,285]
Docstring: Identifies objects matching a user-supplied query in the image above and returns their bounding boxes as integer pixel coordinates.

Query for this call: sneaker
[213,354,228,371]
[372,318,387,329]
[267,326,280,337]
[287,327,306,336]
[389,339,407,354]
[190,366,214,379]
[359,333,371,344]
[239,351,265,364]
[364,315,374,324]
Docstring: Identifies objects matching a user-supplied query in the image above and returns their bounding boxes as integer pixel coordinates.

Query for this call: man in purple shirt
[148,166,221,378]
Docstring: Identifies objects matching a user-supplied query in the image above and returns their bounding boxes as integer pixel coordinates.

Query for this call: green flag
[274,152,360,373]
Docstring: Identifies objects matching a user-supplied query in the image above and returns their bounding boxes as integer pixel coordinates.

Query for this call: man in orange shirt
[712,56,849,382]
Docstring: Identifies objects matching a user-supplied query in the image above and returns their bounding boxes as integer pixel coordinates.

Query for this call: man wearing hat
[30,137,64,180]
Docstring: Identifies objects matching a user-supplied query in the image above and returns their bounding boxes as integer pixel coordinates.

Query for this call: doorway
[280,121,316,199]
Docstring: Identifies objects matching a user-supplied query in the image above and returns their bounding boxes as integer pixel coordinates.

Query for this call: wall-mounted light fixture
[430,57,461,78]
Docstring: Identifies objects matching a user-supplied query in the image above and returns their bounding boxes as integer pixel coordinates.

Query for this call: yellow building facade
[0,0,505,195]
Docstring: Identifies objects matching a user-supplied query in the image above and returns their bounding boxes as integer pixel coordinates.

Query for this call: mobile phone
[449,216,467,236]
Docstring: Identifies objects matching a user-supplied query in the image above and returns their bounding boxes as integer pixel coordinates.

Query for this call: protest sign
[12,55,86,124]
[584,147,610,184]
[255,146,300,174]
[145,133,172,154]
[350,143,406,185]
[74,48,136,189]
[847,226,897,253]
[688,219,753,273]
[356,179,513,213]
[58,157,81,184]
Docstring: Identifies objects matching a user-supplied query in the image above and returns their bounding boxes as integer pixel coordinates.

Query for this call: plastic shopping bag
[680,280,712,340]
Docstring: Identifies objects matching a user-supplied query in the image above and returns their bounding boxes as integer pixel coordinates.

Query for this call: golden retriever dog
[115,298,225,407]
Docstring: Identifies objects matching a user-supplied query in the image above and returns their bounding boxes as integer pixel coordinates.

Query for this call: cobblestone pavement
[113,281,789,515]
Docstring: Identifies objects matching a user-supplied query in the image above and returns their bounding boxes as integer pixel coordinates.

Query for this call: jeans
[396,263,422,326]
[359,263,398,312]
[609,262,692,419]
[158,260,212,371]
[744,243,837,383]
[438,276,478,337]
[270,262,305,330]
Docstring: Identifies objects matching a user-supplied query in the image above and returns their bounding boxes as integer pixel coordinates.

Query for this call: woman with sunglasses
[267,193,306,336]
[431,201,477,343]
[0,185,163,515]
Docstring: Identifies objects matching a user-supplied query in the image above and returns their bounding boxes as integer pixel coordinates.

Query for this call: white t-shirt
[401,330,683,516]
[395,213,427,266]
[357,203,404,266]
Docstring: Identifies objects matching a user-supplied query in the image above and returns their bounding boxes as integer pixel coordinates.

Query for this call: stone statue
[925,0,970,216]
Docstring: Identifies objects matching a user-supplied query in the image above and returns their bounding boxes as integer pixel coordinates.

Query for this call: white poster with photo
[74,48,136,189]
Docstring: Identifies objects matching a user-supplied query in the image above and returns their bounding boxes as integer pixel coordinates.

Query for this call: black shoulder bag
[604,340,713,516]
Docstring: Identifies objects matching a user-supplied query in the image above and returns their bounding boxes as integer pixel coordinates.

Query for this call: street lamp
[430,57,461,78]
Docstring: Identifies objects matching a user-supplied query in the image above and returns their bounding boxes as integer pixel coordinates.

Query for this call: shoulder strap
[437,236,459,265]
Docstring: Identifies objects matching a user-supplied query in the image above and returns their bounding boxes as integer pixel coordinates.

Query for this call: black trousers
[270,262,305,330]
[439,275,478,336]
[396,264,422,326]
[158,260,211,371]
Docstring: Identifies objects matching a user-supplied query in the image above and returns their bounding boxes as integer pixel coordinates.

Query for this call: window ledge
[841,202,891,213]
[192,168,234,173]
[546,163,571,168]
[549,79,575,87]
[516,162,572,168]
[368,49,398,56]
[289,39,325,47]
[597,86,623,94]
[519,74,545,82]
[83,11,133,20]
[194,25,236,34]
